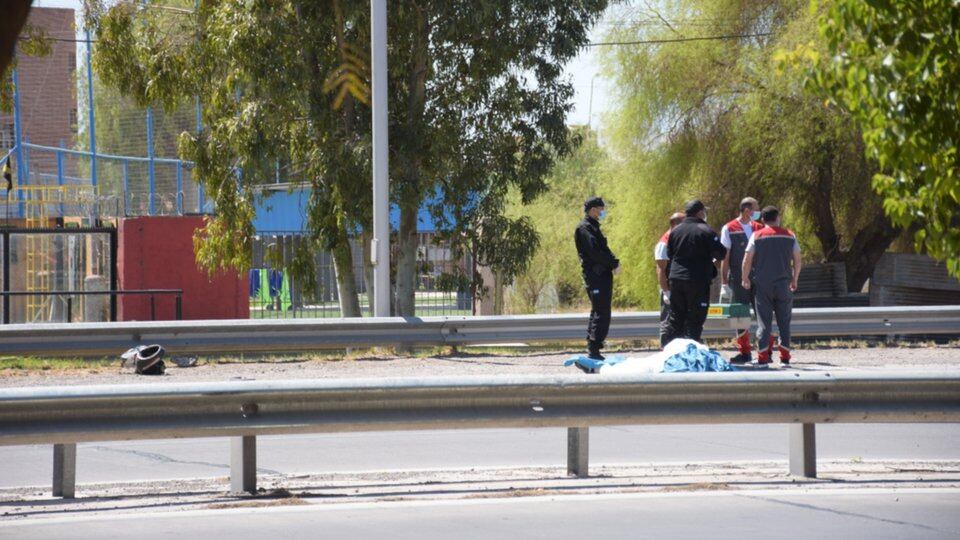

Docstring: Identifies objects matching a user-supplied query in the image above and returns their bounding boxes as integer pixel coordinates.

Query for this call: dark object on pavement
[135,344,166,375]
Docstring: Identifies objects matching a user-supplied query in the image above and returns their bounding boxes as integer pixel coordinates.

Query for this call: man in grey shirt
[741,206,802,365]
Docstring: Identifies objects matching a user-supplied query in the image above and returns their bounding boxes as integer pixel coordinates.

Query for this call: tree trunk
[393,7,430,317]
[395,204,419,316]
[331,238,362,318]
[840,212,901,293]
[808,144,901,293]
[811,148,841,261]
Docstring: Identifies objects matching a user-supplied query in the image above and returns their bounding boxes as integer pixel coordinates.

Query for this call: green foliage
[389,0,608,314]
[88,0,372,302]
[0,23,53,113]
[88,1,606,315]
[505,128,608,313]
[809,0,960,277]
[599,0,899,307]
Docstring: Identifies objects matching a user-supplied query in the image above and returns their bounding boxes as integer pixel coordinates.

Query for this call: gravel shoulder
[1,344,958,387]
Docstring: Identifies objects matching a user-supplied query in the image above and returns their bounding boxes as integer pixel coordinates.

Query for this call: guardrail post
[567,427,589,477]
[789,423,816,478]
[52,443,77,498]
[231,436,257,494]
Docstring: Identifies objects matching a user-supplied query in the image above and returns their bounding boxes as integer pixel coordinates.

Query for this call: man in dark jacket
[663,199,727,344]
[575,196,620,359]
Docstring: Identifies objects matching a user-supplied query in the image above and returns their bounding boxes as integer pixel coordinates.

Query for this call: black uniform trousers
[585,272,613,351]
[663,278,711,344]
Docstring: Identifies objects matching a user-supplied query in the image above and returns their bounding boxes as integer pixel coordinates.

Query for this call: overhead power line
[587,32,773,47]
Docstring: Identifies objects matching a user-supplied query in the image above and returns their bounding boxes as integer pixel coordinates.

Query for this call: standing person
[575,197,620,360]
[655,212,686,347]
[663,200,727,344]
[719,197,763,363]
[741,206,802,365]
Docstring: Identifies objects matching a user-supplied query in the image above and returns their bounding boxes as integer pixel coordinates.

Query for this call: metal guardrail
[0,306,958,356]
[1,371,957,497]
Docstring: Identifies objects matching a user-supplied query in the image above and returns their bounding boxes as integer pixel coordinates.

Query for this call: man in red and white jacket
[655,212,685,347]
[719,197,762,363]
[741,206,802,365]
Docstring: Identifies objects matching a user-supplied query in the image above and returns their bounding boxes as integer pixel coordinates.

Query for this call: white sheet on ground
[598,338,709,375]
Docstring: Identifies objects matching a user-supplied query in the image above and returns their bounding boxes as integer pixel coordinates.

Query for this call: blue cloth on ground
[564,344,734,373]
[564,355,626,372]
[662,343,734,372]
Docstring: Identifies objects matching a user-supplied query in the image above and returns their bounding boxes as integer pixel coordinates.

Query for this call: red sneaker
[778,346,791,364]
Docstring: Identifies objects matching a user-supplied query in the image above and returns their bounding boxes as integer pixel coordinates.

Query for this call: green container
[707,303,751,318]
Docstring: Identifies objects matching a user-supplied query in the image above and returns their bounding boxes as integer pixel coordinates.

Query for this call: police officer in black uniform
[663,199,726,344]
[575,197,620,359]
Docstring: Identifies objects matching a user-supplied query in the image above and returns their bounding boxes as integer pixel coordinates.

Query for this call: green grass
[0,356,115,370]
[249,307,472,319]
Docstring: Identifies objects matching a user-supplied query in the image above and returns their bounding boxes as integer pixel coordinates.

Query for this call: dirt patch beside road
[0,344,957,387]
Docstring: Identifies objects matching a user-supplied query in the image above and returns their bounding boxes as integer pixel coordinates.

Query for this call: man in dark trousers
[719,196,763,363]
[663,199,726,344]
[655,212,686,347]
[575,196,620,359]
[742,206,802,365]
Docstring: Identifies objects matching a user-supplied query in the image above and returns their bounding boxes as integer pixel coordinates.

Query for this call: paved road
[2,489,958,539]
[1,424,957,487]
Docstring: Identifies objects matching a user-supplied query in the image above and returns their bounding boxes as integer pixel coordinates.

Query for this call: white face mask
[751,211,761,221]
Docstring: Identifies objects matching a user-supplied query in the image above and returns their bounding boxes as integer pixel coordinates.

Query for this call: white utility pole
[371,0,391,317]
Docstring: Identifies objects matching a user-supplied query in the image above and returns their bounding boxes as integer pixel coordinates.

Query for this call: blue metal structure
[85,29,97,191]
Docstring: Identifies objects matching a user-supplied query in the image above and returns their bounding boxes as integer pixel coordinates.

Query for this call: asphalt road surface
[1,424,957,487]
[2,489,958,539]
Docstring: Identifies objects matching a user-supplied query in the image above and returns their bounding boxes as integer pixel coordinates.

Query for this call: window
[0,123,14,150]
[69,110,78,133]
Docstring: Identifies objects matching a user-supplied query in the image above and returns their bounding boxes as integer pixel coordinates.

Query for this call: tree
[385,1,607,315]
[88,0,371,316]
[600,0,900,309]
[504,127,607,313]
[88,0,607,317]
[0,1,33,79]
[809,0,960,278]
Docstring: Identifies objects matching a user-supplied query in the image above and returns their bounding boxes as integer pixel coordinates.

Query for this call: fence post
[56,143,65,217]
[2,231,9,324]
[122,160,129,216]
[66,296,72,323]
[789,423,817,478]
[146,107,155,215]
[567,427,589,477]
[52,443,77,498]
[230,436,257,494]
[176,294,182,320]
[85,29,97,189]
[175,162,183,215]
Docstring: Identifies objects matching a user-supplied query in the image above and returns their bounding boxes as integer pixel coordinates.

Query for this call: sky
[31,0,614,130]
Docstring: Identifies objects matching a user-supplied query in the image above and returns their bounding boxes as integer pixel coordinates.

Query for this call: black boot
[587,341,605,360]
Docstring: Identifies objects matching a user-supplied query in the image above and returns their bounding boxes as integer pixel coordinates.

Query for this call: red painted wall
[118,216,249,321]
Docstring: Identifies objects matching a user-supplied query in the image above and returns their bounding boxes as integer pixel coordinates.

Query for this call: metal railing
[1,370,957,497]
[0,305,958,357]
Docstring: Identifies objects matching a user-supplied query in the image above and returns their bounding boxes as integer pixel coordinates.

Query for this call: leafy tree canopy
[87,0,607,315]
[599,0,899,308]
[804,0,960,277]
